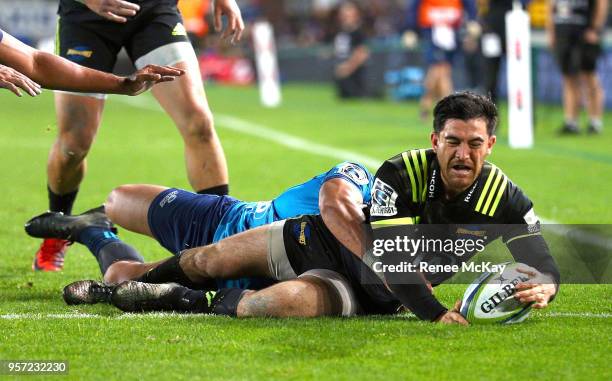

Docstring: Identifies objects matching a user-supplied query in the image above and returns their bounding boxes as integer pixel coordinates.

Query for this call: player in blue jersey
[26,162,373,298]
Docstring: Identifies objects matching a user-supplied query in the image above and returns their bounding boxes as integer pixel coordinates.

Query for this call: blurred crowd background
[1,0,611,108]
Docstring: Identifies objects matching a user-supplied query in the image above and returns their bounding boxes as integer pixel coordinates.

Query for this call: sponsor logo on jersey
[338,163,369,185]
[464,180,479,203]
[66,46,93,62]
[428,169,437,198]
[455,227,486,237]
[298,222,310,245]
[172,23,187,36]
[371,178,398,216]
[159,190,179,208]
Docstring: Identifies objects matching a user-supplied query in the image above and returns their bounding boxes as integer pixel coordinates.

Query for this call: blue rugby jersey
[212,162,373,242]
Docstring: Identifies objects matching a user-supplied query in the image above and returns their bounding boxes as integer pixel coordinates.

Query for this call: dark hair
[433,92,498,136]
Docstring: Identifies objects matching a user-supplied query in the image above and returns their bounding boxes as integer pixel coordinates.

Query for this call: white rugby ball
[460,262,533,324]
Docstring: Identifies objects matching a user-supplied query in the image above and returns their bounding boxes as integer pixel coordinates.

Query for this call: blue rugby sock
[78,227,144,275]
[78,227,120,256]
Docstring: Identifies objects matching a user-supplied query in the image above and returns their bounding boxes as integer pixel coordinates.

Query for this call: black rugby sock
[48,186,78,215]
[166,287,212,313]
[197,184,229,196]
[78,227,145,275]
[210,288,248,317]
[97,242,144,275]
[136,255,205,290]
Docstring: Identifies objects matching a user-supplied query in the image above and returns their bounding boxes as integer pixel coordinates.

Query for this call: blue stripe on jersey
[212,162,373,242]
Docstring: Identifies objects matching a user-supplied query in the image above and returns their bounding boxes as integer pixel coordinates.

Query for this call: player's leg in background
[483,55,502,104]
[32,93,106,271]
[436,61,453,102]
[561,74,581,132]
[554,33,582,134]
[33,17,122,271]
[135,43,229,195]
[581,71,604,133]
[580,43,604,133]
[50,93,105,201]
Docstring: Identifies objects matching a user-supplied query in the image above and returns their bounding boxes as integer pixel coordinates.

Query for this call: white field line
[115,96,380,169]
[0,312,610,320]
[113,96,612,251]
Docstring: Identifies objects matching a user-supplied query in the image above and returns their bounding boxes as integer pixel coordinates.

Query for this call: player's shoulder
[378,149,434,176]
[472,162,533,222]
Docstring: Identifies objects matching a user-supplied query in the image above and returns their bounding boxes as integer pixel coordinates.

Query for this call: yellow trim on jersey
[55,18,60,55]
[505,232,541,244]
[488,176,508,216]
[482,169,503,215]
[402,150,429,204]
[410,150,423,196]
[402,152,418,203]
[475,165,498,213]
[371,217,416,226]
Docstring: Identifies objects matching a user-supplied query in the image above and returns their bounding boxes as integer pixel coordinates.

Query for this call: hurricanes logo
[172,23,187,36]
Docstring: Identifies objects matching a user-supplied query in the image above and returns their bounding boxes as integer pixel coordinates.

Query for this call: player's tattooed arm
[319,178,367,257]
[75,0,141,23]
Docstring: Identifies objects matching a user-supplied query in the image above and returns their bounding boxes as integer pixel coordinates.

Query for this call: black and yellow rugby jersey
[370,149,534,227]
[368,149,560,321]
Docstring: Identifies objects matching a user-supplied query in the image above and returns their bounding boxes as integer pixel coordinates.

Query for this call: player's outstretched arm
[0,31,184,95]
[319,178,367,257]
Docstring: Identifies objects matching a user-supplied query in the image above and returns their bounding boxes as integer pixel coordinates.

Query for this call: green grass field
[0,85,610,380]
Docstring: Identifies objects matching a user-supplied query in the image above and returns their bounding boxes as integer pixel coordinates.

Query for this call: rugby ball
[459,262,533,324]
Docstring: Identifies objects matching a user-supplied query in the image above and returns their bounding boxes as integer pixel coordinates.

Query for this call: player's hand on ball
[435,300,469,325]
[81,0,140,23]
[0,64,42,97]
[514,265,557,309]
[213,0,245,44]
[122,65,185,95]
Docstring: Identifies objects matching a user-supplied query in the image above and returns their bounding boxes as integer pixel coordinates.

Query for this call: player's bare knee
[55,137,94,165]
[104,186,129,221]
[181,111,215,144]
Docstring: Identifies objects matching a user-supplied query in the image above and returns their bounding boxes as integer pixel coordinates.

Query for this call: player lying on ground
[27,92,560,324]
[0,28,183,97]
[26,161,374,289]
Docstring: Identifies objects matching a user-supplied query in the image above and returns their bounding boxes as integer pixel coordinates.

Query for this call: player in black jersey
[367,92,559,323]
[33,0,244,272]
[62,92,559,323]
